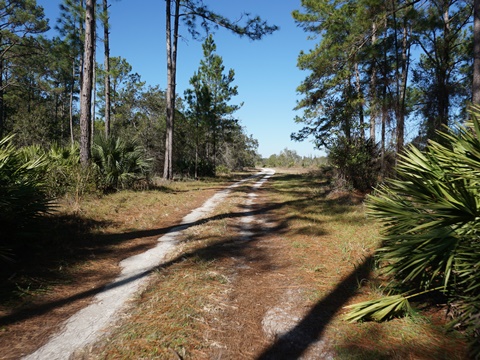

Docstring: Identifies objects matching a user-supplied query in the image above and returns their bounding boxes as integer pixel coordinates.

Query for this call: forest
[1,0,480,357]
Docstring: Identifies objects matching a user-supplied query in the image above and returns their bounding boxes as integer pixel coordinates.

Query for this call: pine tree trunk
[163,0,179,179]
[354,61,364,139]
[80,0,95,166]
[69,57,75,144]
[79,0,85,103]
[398,22,410,152]
[103,0,111,138]
[195,116,198,178]
[91,39,96,145]
[392,1,411,155]
[474,0,480,105]
[369,22,377,143]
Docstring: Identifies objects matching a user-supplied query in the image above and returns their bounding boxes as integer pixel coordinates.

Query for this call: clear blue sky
[37,0,326,158]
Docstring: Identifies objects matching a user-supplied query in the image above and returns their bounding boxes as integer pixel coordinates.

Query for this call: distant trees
[0,1,269,179]
[56,0,85,144]
[263,148,327,168]
[0,0,49,137]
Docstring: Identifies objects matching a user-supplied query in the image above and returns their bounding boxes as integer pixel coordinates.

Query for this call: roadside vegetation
[81,169,467,359]
[261,148,328,169]
[346,108,480,357]
[1,113,477,357]
[0,164,239,358]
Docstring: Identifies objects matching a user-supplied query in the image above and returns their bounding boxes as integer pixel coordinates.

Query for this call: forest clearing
[0,169,468,359]
[1,0,480,358]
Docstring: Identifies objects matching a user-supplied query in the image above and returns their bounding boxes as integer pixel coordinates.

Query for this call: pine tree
[0,0,48,136]
[79,0,95,165]
[412,0,472,143]
[185,35,242,176]
[162,0,278,179]
[56,0,86,144]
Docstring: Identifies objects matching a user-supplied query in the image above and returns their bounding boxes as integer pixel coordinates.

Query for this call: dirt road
[23,169,275,360]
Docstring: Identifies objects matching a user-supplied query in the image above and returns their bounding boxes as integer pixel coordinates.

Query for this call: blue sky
[37,0,326,158]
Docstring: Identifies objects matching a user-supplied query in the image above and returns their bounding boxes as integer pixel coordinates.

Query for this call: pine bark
[473,0,480,105]
[69,57,75,144]
[103,0,111,137]
[80,0,95,166]
[163,0,179,179]
[369,22,377,143]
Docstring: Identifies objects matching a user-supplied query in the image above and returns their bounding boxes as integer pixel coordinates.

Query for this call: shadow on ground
[0,171,366,353]
[256,255,373,360]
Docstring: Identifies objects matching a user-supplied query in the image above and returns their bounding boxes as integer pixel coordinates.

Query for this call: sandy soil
[21,169,275,360]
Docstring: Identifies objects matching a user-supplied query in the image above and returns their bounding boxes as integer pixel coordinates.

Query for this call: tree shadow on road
[256,255,373,360]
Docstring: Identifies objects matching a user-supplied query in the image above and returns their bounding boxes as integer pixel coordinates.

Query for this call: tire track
[23,169,275,360]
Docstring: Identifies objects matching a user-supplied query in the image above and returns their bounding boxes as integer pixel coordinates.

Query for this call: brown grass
[0,176,240,359]
[1,169,469,359]
[88,170,467,359]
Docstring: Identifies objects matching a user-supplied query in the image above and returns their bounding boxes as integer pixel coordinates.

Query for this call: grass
[1,180,221,302]
[88,173,259,359]
[0,174,247,359]
[92,256,228,358]
[1,169,469,359]
[86,169,468,359]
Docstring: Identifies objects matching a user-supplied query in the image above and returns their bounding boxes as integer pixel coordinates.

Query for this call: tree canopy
[292,0,473,163]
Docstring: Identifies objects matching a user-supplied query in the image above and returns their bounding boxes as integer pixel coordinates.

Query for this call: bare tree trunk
[79,0,85,100]
[69,57,75,144]
[80,0,95,166]
[195,116,198,178]
[163,0,179,179]
[91,37,96,145]
[103,0,111,137]
[370,22,377,143]
[392,0,411,156]
[474,0,480,105]
[392,0,403,155]
[354,61,364,139]
[381,100,387,175]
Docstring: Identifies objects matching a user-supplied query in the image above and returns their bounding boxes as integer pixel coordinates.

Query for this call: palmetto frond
[0,135,52,227]
[92,135,152,191]
[346,105,480,353]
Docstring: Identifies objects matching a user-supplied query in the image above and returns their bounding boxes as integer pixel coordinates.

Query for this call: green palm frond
[92,135,152,191]
[348,106,480,354]
[344,294,413,322]
[0,134,52,230]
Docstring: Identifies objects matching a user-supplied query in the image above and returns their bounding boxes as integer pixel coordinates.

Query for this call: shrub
[215,164,230,175]
[345,106,480,356]
[0,135,51,230]
[328,136,381,191]
[92,135,152,192]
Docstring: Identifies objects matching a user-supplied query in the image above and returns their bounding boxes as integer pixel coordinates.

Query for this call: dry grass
[0,176,239,359]
[1,169,469,359]
[86,169,467,359]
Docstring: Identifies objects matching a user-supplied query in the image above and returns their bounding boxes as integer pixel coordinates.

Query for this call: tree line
[0,0,277,178]
[291,1,480,353]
